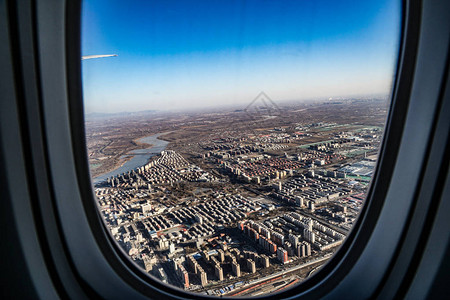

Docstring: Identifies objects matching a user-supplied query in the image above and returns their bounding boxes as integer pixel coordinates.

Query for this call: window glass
[82,0,400,296]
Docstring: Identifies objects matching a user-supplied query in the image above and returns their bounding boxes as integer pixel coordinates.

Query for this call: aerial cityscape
[82,0,399,296]
[87,96,388,296]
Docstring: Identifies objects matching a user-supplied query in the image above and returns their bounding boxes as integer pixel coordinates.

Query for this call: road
[226,253,332,296]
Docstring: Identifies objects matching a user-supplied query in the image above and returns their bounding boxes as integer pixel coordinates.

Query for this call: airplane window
[81,0,400,296]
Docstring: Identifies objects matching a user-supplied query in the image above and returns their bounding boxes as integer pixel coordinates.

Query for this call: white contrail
[82,54,118,60]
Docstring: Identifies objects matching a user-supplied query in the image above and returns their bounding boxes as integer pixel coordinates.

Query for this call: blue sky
[82,0,401,113]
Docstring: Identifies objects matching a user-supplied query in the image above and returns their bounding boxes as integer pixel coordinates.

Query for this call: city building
[232,261,241,277]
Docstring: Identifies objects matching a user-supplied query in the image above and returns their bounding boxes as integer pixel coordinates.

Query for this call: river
[93,132,170,184]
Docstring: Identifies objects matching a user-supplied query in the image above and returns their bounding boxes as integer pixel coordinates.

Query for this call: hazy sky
[82,0,401,113]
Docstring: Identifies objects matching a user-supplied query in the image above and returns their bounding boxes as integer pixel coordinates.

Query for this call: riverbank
[92,133,170,184]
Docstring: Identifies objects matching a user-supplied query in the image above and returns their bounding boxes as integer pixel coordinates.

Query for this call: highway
[226,253,332,296]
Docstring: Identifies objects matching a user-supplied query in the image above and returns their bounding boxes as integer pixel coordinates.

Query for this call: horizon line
[85,93,390,116]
